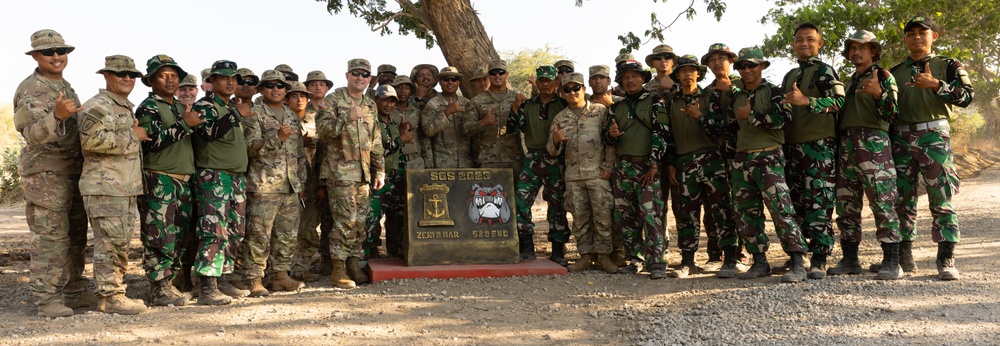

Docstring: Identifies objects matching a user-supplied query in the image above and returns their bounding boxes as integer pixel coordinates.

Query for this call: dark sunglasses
[649,54,675,62]
[562,85,583,93]
[350,70,371,78]
[489,69,507,76]
[238,77,259,86]
[262,82,287,89]
[282,73,298,82]
[557,66,574,74]
[618,62,643,70]
[735,62,760,70]
[212,60,237,71]
[440,76,460,83]
[110,71,142,79]
[38,48,70,57]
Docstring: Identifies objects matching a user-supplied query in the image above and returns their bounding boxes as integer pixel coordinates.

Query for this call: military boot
[518,235,537,261]
[936,241,960,281]
[217,276,250,298]
[312,254,334,276]
[669,251,699,278]
[346,257,370,284]
[37,300,73,318]
[876,242,902,280]
[63,289,99,309]
[197,276,232,305]
[827,240,863,275]
[717,246,739,279]
[807,253,827,280]
[781,253,807,283]
[227,274,249,291]
[596,254,619,274]
[271,271,305,291]
[331,259,356,289]
[567,254,595,273]
[291,270,321,282]
[246,278,270,297]
[771,257,793,275]
[189,275,201,297]
[738,253,772,280]
[173,265,194,292]
[702,254,724,272]
[869,245,890,273]
[899,240,917,273]
[648,264,667,280]
[98,294,147,315]
[609,251,627,267]
[549,242,568,267]
[152,279,192,306]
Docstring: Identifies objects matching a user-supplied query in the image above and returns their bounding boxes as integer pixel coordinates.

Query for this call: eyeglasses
[562,85,583,94]
[440,77,460,83]
[649,54,675,62]
[557,66,574,74]
[110,71,141,79]
[38,48,70,57]
[617,62,643,71]
[489,69,507,76]
[238,77,259,86]
[262,82,287,89]
[350,70,371,78]
[212,60,237,71]
[282,73,298,82]
[735,62,759,70]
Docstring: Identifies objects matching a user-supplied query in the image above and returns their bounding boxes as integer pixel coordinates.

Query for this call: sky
[0,0,800,107]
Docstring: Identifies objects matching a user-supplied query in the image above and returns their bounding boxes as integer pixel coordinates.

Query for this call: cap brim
[25,45,75,55]
[700,51,737,65]
[904,22,934,32]
[438,72,463,80]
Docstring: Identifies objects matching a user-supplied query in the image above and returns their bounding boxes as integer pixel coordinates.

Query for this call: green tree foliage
[316,0,437,49]
[500,46,570,95]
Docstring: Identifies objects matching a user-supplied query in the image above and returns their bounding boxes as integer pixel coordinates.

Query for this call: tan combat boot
[63,289,99,309]
[227,274,249,290]
[246,277,270,297]
[152,279,192,306]
[596,254,619,274]
[98,294,147,315]
[217,276,250,298]
[271,271,305,292]
[346,257,370,284]
[567,254,595,273]
[37,300,73,318]
[292,269,321,282]
[330,259,356,289]
[197,276,232,305]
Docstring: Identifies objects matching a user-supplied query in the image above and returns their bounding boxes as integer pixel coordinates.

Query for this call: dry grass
[0,104,21,149]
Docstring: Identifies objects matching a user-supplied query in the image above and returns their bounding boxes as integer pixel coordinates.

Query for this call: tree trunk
[422,0,498,98]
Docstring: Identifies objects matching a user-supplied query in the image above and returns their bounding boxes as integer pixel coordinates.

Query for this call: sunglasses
[489,69,507,76]
[110,71,142,79]
[735,62,760,70]
[440,77,460,83]
[557,66,574,74]
[618,62,643,70]
[212,60,237,71]
[350,71,371,78]
[238,77,259,86]
[282,73,298,82]
[562,85,583,94]
[38,48,70,57]
[649,54,675,62]
[262,82,287,89]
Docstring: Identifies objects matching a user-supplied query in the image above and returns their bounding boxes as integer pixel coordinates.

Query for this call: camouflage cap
[700,43,738,65]
[488,60,508,72]
[347,58,371,73]
[735,46,771,68]
[377,64,397,75]
[285,81,313,98]
[209,60,238,77]
[614,53,635,65]
[561,72,585,86]
[904,15,938,32]
[614,60,652,84]
[24,29,75,55]
[645,44,677,66]
[390,75,416,90]
[374,85,398,101]
[179,74,199,87]
[842,30,883,62]
[554,60,575,70]
[274,64,298,81]
[409,64,440,82]
[437,66,463,80]
[669,54,708,82]
[589,65,611,79]
[201,68,212,81]
[535,66,558,80]
[95,54,142,75]
[237,68,260,86]
[305,70,333,88]
[142,54,188,87]
[470,66,489,81]
[258,69,288,86]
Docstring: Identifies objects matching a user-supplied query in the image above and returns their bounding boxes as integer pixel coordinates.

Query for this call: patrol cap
[274,64,298,81]
[236,68,259,85]
[209,60,238,78]
[285,81,313,98]
[841,30,883,62]
[347,58,372,73]
[95,55,142,76]
[615,53,635,66]
[669,54,708,82]
[904,15,938,32]
[409,64,440,84]
[535,66,557,80]
[488,60,508,72]
[645,44,677,66]
[179,74,199,87]
[735,46,770,68]
[589,65,611,79]
[615,60,652,84]
[200,68,212,81]
[142,54,188,87]
[305,70,333,88]
[25,29,75,55]
[561,72,585,86]
[258,70,288,87]
[554,60,575,73]
[700,43,737,65]
[390,75,416,90]
[470,66,489,81]
[437,66,463,80]
[374,85,398,101]
[377,64,397,75]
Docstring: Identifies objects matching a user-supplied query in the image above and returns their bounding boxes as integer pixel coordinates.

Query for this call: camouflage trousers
[193,169,246,277]
[244,192,301,279]
[364,172,406,258]
[515,151,569,243]
[564,179,613,255]
[84,195,138,297]
[785,138,836,255]
[731,148,808,254]
[892,125,960,243]
[328,180,371,260]
[672,150,737,253]
[292,170,334,274]
[612,160,666,269]
[138,171,192,282]
[23,172,89,305]
[836,129,900,243]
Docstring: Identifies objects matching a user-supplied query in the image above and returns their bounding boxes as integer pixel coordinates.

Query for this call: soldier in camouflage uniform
[467,60,524,173]
[659,55,736,279]
[190,60,254,305]
[292,70,336,278]
[177,74,200,108]
[825,31,904,280]
[507,65,570,264]
[780,23,846,281]
[172,72,200,294]
[391,75,429,170]
[469,66,491,96]
[79,55,148,315]
[243,71,309,296]
[366,64,397,99]
[318,59,385,289]
[548,73,618,274]
[364,85,415,259]
[234,68,259,106]
[283,81,322,283]
[410,64,440,110]
[421,66,476,168]
[586,64,626,266]
[890,16,973,280]
[15,29,96,317]
[644,45,678,98]
[603,60,669,279]
[135,54,202,306]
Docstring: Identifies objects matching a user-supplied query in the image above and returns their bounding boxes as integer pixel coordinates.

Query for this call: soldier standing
[410,64,440,110]
[367,64,397,98]
[586,64,625,267]
[284,81,322,283]
[890,16,973,280]
[292,70,336,277]
[14,29,96,317]
[644,44,678,98]
[79,55,149,314]
[469,66,491,96]
[177,74,200,108]
[467,60,524,173]
[364,85,415,259]
[275,64,299,82]
[507,66,570,264]
[421,66,476,168]
[318,59,385,289]
[234,68,259,105]
[391,75,429,170]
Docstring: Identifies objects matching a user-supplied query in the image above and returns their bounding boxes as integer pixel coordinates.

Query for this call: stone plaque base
[368,258,567,282]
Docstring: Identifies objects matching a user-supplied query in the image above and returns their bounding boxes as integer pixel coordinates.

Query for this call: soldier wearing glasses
[467,60,525,173]
[234,68,259,106]
[421,66,476,168]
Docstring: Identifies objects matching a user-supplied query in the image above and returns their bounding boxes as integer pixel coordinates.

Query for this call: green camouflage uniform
[468,89,525,172]
[292,103,333,274]
[890,55,974,243]
[705,75,745,260]
[363,110,403,257]
[318,87,384,260]
[78,89,143,297]
[14,70,90,306]
[781,56,845,255]
[421,93,476,168]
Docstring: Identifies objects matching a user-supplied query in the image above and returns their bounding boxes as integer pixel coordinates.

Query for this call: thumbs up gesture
[235,98,252,117]
[782,82,809,106]
[182,103,206,128]
[54,91,82,120]
[906,61,940,89]
[480,108,497,126]
[608,119,623,139]
[735,101,751,120]
[445,100,463,116]
[859,75,883,98]
[399,121,415,144]
[132,119,151,142]
[553,123,568,143]
[713,74,732,92]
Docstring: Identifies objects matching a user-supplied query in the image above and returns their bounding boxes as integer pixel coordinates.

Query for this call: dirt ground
[1,153,999,345]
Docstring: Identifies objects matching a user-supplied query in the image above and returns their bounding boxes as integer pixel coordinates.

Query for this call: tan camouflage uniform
[421,94,476,168]
[467,89,524,171]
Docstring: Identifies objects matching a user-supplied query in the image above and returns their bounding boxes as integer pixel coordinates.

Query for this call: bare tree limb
[371,11,428,32]
[642,0,696,45]
[396,0,432,29]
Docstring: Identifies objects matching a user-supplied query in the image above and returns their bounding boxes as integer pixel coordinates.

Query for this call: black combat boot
[875,242,902,280]
[549,242,568,267]
[669,250,698,278]
[197,276,232,306]
[738,253,772,280]
[717,246,739,279]
[519,235,536,261]
[827,240,863,275]
[899,240,916,273]
[781,253,807,282]
[936,241,960,281]
[807,253,827,280]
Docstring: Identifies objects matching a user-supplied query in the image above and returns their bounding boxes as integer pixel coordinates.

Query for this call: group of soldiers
[14,14,971,318]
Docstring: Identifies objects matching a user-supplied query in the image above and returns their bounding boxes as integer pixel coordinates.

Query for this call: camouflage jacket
[302,103,322,169]
[420,93,475,168]
[78,89,142,197]
[317,87,384,183]
[466,89,524,166]
[191,94,248,173]
[706,79,790,152]
[135,92,195,175]
[644,75,680,99]
[662,86,716,158]
[245,103,307,194]
[392,99,428,169]
[377,113,403,176]
[891,54,975,125]
[781,56,845,144]
[603,92,669,167]
[13,69,83,176]
[548,101,615,181]
[840,64,899,131]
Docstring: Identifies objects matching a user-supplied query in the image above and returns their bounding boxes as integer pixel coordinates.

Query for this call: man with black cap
[889,16,973,281]
[422,66,476,168]
[603,59,669,279]
[644,44,679,98]
[780,22,845,281]
[135,54,203,306]
[467,60,524,173]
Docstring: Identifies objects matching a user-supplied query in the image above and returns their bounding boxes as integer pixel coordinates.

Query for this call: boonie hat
[735,47,771,68]
[614,60,652,84]
[841,30,883,62]
[700,43,737,65]
[305,70,334,88]
[437,66,463,80]
[275,64,298,81]
[285,81,313,98]
[377,64,397,75]
[669,54,708,83]
[237,68,259,85]
[645,44,677,67]
[390,75,416,90]
[25,29,75,55]
[209,60,238,77]
[96,55,142,75]
[142,54,188,87]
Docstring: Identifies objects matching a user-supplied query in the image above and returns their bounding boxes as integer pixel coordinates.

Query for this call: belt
[742,144,782,153]
[678,147,715,157]
[896,119,948,133]
[147,170,191,182]
[618,154,650,163]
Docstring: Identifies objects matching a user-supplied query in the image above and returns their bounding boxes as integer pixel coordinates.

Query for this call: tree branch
[395,0,432,29]
[371,11,428,33]
[642,0,695,45]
